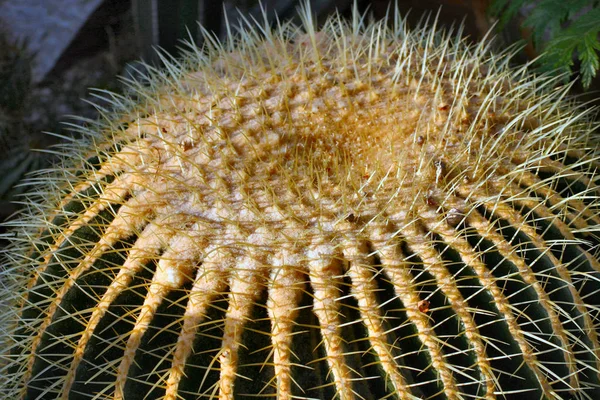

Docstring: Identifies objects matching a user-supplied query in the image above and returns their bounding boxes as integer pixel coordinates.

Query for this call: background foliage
[489,0,600,89]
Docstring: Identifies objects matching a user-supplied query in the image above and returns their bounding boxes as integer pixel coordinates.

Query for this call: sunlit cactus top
[1,3,600,400]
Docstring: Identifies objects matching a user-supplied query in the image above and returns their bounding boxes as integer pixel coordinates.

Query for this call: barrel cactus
[1,4,600,400]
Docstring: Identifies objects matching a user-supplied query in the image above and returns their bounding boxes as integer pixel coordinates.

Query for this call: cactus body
[1,5,600,400]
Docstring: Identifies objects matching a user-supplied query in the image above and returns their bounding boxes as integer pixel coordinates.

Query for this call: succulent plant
[1,3,600,400]
[0,28,31,113]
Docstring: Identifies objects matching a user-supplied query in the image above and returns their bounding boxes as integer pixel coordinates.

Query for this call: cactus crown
[1,3,600,400]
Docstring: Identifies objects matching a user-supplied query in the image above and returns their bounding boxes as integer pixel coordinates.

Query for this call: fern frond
[489,0,600,88]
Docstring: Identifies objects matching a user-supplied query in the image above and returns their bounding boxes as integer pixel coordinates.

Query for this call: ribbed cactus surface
[1,5,600,400]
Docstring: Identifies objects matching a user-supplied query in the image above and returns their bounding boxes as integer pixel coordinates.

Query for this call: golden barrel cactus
[1,4,600,400]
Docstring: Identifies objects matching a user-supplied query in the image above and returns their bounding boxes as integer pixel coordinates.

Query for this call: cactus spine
[1,3,600,400]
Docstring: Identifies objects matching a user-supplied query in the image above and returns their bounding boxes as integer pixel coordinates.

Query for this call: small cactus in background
[0,28,31,113]
[0,27,40,221]
[1,3,600,399]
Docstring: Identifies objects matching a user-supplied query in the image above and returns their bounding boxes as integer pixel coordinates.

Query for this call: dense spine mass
[1,4,600,400]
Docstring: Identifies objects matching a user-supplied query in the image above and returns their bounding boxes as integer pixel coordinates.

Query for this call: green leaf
[578,28,600,88]
[522,0,567,47]
[490,0,600,89]
[488,0,529,30]
[541,7,600,88]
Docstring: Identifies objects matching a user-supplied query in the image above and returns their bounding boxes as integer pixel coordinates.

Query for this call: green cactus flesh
[1,5,600,400]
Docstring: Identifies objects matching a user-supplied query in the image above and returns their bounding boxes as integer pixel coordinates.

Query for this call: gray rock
[0,0,105,83]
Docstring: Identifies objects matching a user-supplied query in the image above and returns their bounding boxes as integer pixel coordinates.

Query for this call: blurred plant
[489,0,600,89]
[132,0,224,64]
[130,0,353,66]
[0,31,31,114]
[0,28,35,219]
